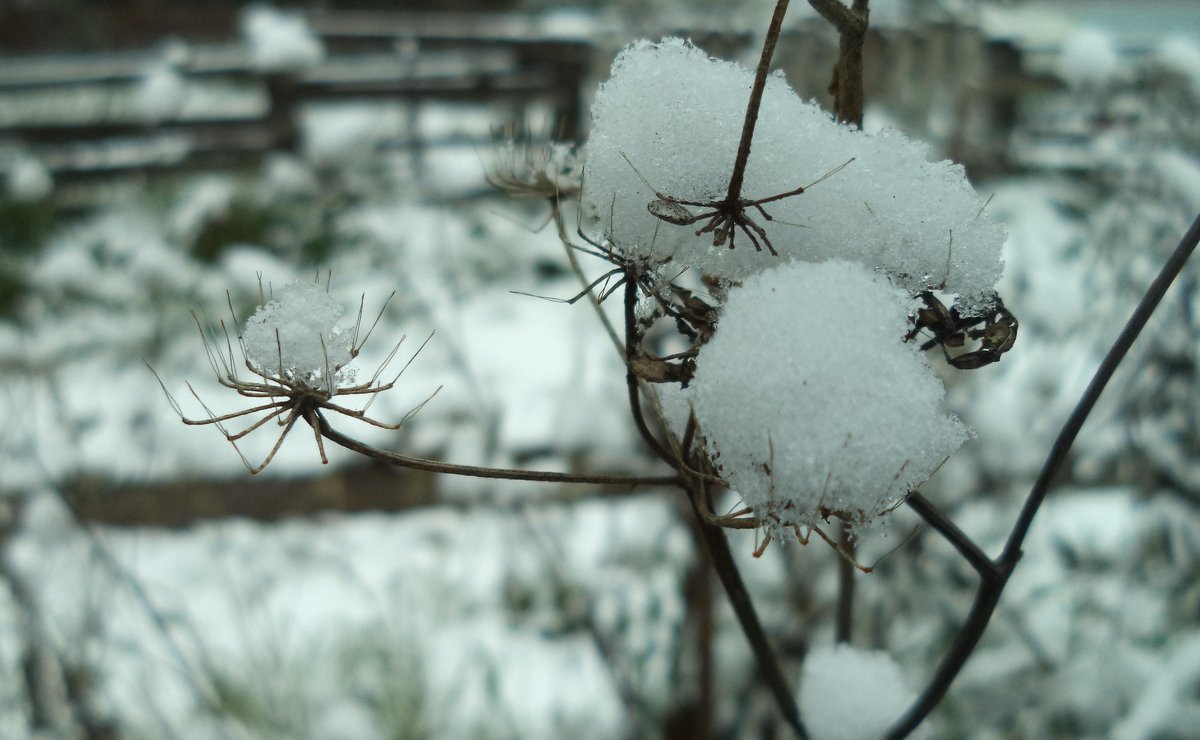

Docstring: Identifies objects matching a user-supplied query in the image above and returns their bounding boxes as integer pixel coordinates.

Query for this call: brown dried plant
[149,290,439,474]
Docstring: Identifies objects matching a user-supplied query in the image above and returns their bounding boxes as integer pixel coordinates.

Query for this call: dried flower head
[151,278,439,473]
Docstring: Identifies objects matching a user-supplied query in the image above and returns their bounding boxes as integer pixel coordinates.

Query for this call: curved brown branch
[904,493,997,579]
[317,414,680,488]
[887,212,1200,738]
[684,479,808,739]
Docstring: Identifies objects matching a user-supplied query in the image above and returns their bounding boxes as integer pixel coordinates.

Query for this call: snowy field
[2,5,1200,739]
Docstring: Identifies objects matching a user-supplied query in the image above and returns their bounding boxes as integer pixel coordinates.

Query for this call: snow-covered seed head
[242,280,354,391]
[690,260,970,537]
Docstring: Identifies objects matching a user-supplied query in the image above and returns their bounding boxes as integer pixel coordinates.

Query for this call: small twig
[684,480,807,739]
[554,200,625,356]
[888,213,1200,738]
[904,493,997,579]
[808,0,870,127]
[726,0,792,203]
[834,523,855,643]
[316,414,680,487]
[622,277,679,467]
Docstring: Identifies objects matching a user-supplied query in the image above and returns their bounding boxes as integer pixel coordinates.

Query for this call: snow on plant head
[583,38,1004,312]
[241,5,325,72]
[690,260,969,534]
[799,643,914,740]
[243,280,354,389]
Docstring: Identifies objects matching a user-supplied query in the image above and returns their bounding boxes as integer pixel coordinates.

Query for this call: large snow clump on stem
[690,260,968,532]
[242,280,353,386]
[584,38,1004,312]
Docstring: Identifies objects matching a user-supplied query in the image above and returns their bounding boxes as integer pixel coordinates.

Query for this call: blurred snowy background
[1,0,1198,738]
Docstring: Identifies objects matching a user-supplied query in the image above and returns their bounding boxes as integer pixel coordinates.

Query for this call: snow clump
[689,260,968,533]
[798,643,914,740]
[241,5,325,72]
[583,38,1004,312]
[242,280,353,388]
[1057,28,1121,88]
[6,154,53,201]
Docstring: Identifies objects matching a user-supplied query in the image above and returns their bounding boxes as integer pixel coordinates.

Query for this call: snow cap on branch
[584,38,1004,312]
[690,260,969,533]
[242,280,353,387]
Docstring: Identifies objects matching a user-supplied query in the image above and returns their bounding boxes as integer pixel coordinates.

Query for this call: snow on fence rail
[0,16,589,183]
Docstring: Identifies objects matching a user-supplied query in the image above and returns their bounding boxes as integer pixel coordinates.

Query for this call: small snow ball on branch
[243,280,354,390]
[690,260,969,540]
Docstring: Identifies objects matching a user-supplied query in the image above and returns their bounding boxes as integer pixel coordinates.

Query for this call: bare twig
[834,524,855,643]
[888,213,1200,738]
[904,493,997,579]
[316,414,680,488]
[726,0,792,203]
[684,479,807,739]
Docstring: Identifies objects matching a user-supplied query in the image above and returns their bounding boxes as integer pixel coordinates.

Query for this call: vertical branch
[618,273,804,735]
[834,525,855,642]
[808,0,870,127]
[684,484,807,738]
[726,0,792,202]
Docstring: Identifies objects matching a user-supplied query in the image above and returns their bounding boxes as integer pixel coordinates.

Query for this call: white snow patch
[1058,28,1121,87]
[1154,35,1200,88]
[799,643,914,740]
[583,38,1004,310]
[241,5,325,72]
[242,280,354,385]
[5,154,52,200]
[690,260,968,533]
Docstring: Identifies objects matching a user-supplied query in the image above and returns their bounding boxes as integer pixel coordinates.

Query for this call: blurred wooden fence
[0,11,590,184]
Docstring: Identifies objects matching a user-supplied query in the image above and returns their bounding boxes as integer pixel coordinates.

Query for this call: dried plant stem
[808,0,870,127]
[621,300,805,735]
[834,524,856,643]
[316,415,680,487]
[888,213,1200,738]
[726,0,791,202]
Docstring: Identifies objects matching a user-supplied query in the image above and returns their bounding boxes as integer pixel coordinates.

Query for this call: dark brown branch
[623,275,679,467]
[834,524,856,643]
[726,0,791,202]
[1000,214,1200,565]
[888,212,1200,738]
[808,0,869,127]
[904,493,997,579]
[684,481,807,739]
[317,414,680,487]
